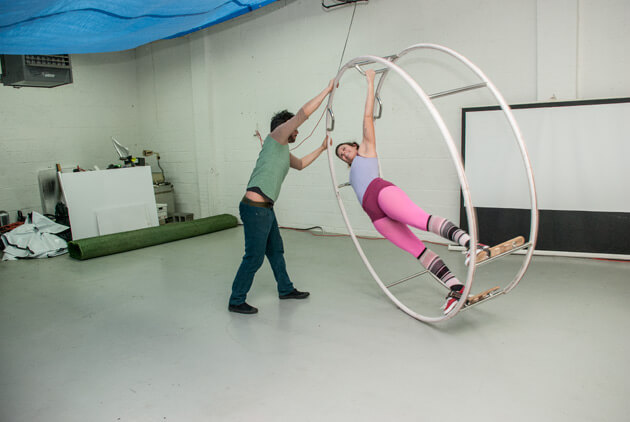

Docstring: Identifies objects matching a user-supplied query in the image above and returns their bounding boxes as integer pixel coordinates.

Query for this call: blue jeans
[229,201,294,305]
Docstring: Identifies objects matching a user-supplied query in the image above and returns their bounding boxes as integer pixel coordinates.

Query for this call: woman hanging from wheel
[333,69,488,314]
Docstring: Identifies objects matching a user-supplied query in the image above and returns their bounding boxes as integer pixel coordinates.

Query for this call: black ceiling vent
[1,54,73,88]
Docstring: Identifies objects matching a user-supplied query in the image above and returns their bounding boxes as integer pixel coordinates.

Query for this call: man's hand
[326,79,335,94]
[321,135,332,151]
[254,129,263,147]
[366,69,376,82]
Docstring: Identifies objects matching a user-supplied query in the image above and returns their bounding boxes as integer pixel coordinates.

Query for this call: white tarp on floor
[1,212,69,261]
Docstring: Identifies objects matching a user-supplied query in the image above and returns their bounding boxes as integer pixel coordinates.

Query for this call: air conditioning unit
[1,54,73,88]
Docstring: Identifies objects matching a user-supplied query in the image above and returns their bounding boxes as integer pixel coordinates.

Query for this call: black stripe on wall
[459,208,630,255]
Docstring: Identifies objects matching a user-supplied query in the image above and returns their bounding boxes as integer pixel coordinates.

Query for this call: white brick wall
[0,51,139,222]
[135,38,199,218]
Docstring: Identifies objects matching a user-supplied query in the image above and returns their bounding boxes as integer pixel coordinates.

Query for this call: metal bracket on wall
[322,0,368,10]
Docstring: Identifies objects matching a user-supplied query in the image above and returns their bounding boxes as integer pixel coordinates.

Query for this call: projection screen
[461,97,630,256]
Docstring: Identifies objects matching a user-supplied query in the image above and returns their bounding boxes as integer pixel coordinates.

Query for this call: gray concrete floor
[0,226,628,422]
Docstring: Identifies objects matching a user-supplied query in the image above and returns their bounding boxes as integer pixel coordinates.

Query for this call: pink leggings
[367,183,471,289]
[372,186,432,258]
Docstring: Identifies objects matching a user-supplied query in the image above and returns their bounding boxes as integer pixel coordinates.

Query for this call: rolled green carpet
[68,214,237,260]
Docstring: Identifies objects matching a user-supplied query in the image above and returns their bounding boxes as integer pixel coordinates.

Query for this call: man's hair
[270,110,295,132]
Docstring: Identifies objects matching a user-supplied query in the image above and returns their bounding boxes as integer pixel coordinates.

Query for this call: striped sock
[417,248,460,288]
[427,215,470,247]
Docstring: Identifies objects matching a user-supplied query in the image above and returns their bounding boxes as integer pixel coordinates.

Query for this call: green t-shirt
[246,135,290,202]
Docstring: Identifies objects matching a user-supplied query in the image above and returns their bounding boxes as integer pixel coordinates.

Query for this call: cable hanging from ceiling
[321,0,368,11]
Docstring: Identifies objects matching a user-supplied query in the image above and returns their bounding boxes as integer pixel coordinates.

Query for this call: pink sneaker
[464,244,490,266]
[443,285,464,314]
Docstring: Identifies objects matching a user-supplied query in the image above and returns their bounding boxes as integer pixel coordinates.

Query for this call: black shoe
[228,302,258,314]
[279,288,310,300]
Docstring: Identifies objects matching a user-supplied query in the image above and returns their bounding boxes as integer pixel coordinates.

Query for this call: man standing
[228,80,334,314]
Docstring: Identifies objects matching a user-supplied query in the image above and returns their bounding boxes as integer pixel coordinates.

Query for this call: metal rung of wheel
[353,55,398,76]
[385,270,429,288]
[428,82,487,100]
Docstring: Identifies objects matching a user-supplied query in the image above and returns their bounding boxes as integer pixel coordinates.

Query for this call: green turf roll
[68,213,238,260]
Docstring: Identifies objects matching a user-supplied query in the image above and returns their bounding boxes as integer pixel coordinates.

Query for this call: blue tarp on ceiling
[0,0,278,55]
